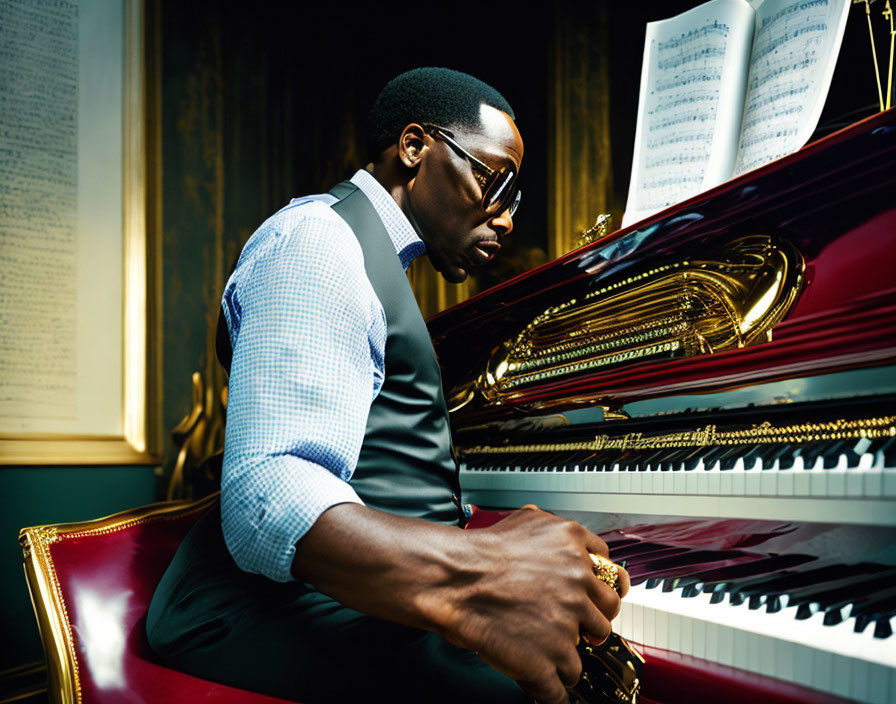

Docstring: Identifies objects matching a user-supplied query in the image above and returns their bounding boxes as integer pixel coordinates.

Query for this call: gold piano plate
[450,235,805,413]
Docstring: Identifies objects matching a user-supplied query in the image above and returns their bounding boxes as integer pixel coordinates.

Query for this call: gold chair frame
[18,493,219,704]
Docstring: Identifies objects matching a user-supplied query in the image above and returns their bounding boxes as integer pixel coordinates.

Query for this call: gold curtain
[548,0,613,259]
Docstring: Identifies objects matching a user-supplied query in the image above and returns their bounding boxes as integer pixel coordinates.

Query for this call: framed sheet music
[0,0,157,465]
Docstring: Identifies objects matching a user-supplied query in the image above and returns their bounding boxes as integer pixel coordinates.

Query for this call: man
[147,67,628,704]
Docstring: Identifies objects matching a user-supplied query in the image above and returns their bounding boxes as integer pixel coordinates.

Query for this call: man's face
[403,105,524,283]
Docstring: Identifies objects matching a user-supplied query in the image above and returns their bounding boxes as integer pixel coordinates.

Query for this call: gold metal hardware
[457,416,896,459]
[575,214,613,249]
[450,236,804,413]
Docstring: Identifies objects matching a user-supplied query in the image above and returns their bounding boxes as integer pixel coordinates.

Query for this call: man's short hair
[366,67,515,159]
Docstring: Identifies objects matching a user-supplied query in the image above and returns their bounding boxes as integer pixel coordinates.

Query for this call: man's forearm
[291,503,629,704]
[291,502,476,634]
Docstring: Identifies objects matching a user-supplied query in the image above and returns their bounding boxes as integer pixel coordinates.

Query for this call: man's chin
[427,254,469,284]
[440,268,469,284]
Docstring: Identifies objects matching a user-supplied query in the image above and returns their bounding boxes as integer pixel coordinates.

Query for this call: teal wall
[1,466,157,671]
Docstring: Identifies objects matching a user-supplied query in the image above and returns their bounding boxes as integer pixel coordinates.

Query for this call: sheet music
[733,0,850,175]
[624,0,755,227]
[0,0,79,421]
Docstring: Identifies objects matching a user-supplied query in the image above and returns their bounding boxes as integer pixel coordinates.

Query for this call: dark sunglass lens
[485,169,516,212]
[508,189,521,217]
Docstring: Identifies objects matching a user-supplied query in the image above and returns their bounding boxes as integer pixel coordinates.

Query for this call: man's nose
[490,209,514,237]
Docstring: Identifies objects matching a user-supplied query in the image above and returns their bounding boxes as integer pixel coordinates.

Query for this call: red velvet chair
[19,493,296,704]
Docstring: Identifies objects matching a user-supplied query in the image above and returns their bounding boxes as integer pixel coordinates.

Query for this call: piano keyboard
[457,397,896,525]
[459,441,896,524]
[596,523,896,704]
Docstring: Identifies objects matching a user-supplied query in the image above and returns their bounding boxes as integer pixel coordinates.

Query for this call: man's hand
[434,506,629,704]
[292,503,629,704]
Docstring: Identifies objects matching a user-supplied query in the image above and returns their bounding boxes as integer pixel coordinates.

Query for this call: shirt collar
[349,169,425,270]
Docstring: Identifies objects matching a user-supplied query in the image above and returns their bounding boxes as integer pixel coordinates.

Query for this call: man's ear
[398,124,427,169]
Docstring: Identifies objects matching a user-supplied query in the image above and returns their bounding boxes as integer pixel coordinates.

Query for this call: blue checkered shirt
[220,169,425,583]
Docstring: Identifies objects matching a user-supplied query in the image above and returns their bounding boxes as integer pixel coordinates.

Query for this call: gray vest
[328,181,461,525]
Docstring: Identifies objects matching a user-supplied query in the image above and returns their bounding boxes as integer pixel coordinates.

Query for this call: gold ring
[589,553,620,594]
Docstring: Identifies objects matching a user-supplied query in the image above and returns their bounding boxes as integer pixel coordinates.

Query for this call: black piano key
[770,443,796,470]
[766,595,783,613]
[875,617,893,639]
[754,443,784,469]
[795,443,824,470]
[823,607,843,626]
[718,446,746,470]
[699,446,726,469]
[881,437,896,467]
[680,447,705,471]
[855,613,873,633]
[729,592,746,606]
[848,586,896,619]
[785,568,896,610]
[748,595,764,610]
[730,560,873,598]
[739,444,765,470]
[796,603,816,620]
[682,554,817,593]
[665,448,692,471]
[822,440,849,469]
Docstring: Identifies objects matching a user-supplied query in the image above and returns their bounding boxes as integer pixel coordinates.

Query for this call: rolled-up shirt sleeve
[220,201,386,583]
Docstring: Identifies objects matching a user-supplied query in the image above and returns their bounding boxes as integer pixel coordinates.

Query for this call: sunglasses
[422,124,521,218]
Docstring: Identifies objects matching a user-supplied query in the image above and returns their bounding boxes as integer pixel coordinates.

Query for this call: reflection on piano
[429,110,896,704]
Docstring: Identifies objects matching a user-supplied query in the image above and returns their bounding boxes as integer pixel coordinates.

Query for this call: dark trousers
[146,508,529,703]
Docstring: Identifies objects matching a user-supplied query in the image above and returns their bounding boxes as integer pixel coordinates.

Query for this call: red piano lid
[429,109,896,418]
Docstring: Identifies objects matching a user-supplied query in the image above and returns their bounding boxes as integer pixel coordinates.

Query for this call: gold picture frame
[0,0,160,466]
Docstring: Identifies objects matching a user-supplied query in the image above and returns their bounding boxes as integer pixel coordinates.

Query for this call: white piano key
[631,472,643,494]
[774,638,795,683]
[810,471,828,497]
[606,470,620,494]
[745,472,762,495]
[667,611,681,653]
[642,602,655,646]
[680,610,693,656]
[686,472,699,495]
[704,618,719,662]
[793,471,812,496]
[654,608,669,651]
[864,469,884,497]
[631,602,644,646]
[718,623,735,667]
[794,643,814,691]
[846,472,865,497]
[883,470,896,497]
[706,472,721,495]
[827,470,846,497]
[745,630,760,675]
[663,472,675,494]
[719,472,735,495]
[809,643,837,694]
[869,662,890,704]
[758,630,775,677]
[732,470,746,495]
[777,472,796,496]
[692,617,706,660]
[673,473,687,495]
[850,656,871,703]
[761,471,780,496]
[831,653,854,699]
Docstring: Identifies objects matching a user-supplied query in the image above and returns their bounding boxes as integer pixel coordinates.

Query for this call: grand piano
[428,109,896,704]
